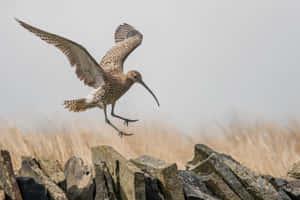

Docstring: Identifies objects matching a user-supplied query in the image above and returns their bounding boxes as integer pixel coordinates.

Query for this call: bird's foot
[123,119,139,127]
[118,131,134,137]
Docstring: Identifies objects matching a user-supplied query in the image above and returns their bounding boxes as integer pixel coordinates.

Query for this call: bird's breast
[93,81,131,105]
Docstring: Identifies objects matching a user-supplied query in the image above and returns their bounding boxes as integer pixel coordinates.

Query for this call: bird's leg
[111,102,139,127]
[103,105,133,137]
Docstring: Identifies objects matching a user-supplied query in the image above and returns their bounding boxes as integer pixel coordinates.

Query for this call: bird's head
[127,70,143,82]
[126,70,160,107]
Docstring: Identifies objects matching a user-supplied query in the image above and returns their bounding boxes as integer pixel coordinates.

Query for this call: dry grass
[202,120,300,177]
[0,119,300,177]
[0,120,193,170]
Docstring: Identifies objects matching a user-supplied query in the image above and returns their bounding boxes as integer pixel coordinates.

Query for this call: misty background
[1,1,300,132]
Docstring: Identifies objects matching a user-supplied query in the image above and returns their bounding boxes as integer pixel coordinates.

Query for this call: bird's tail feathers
[63,98,95,112]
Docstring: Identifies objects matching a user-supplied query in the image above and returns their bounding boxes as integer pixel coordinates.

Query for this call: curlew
[16,19,159,137]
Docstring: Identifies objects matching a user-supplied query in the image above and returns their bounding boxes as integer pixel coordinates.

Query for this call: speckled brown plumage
[16,19,159,137]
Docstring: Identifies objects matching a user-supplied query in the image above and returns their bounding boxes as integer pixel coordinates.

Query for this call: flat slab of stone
[284,180,300,199]
[201,173,240,200]
[0,150,23,200]
[64,157,94,200]
[190,153,253,200]
[187,144,215,168]
[19,157,68,200]
[263,175,293,200]
[92,145,146,200]
[188,144,286,200]
[38,159,65,189]
[178,170,219,200]
[221,155,284,200]
[266,177,300,200]
[94,163,117,200]
[131,155,185,200]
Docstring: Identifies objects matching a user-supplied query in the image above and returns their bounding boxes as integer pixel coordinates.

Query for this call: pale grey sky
[1,1,300,130]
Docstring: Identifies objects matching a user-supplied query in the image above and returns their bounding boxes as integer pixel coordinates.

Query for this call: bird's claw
[118,131,134,137]
[123,119,139,127]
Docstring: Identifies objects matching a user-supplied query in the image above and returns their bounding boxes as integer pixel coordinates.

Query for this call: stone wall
[0,144,300,200]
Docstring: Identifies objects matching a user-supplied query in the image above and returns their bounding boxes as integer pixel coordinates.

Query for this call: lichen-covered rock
[64,157,94,200]
[17,177,48,200]
[221,156,284,200]
[131,155,185,200]
[200,172,241,200]
[178,170,219,200]
[265,176,300,200]
[284,180,300,200]
[263,175,293,200]
[18,157,68,200]
[94,162,117,200]
[38,159,66,190]
[189,152,252,200]
[187,144,215,168]
[288,161,300,179]
[0,150,23,200]
[92,145,146,200]
[188,144,290,200]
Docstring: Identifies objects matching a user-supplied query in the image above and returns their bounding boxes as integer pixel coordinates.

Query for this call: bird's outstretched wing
[100,23,143,74]
[16,18,106,89]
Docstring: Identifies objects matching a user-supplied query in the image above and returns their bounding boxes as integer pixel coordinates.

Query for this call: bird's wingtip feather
[14,17,20,23]
[14,18,25,26]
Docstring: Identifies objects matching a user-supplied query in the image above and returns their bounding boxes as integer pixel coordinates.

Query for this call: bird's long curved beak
[139,80,160,107]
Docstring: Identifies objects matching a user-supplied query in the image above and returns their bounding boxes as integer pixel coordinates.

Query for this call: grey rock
[266,176,300,200]
[200,173,241,200]
[221,154,283,200]
[288,161,300,179]
[186,144,215,168]
[38,159,66,190]
[0,150,23,200]
[190,153,252,200]
[178,170,219,200]
[131,155,185,200]
[18,157,68,200]
[189,144,290,200]
[263,175,292,200]
[17,177,48,200]
[278,191,294,200]
[64,157,95,200]
[263,175,287,188]
[92,145,146,200]
[284,181,300,200]
[94,162,117,200]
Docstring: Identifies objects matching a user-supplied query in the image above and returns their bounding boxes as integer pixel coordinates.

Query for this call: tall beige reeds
[0,119,300,177]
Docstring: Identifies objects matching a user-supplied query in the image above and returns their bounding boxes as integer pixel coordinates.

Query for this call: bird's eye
[134,75,137,79]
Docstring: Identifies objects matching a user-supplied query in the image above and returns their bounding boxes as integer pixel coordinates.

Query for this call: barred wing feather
[100,23,143,74]
[16,18,106,89]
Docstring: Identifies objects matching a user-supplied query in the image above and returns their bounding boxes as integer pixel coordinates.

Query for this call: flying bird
[16,18,160,137]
